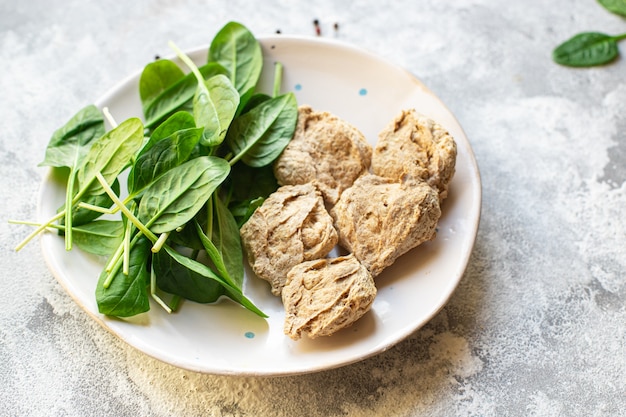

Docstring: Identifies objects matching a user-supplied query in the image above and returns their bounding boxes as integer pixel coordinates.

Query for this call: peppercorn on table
[1,0,625,415]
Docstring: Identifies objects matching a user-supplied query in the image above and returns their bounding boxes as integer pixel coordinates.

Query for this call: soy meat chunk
[240,183,338,296]
[273,105,372,205]
[372,109,457,201]
[282,254,376,340]
[330,174,441,277]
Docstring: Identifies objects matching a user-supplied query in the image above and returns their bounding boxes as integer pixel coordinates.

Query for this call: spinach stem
[150,265,172,313]
[168,41,204,87]
[105,239,125,272]
[151,232,169,253]
[103,232,142,288]
[77,202,116,215]
[272,62,283,98]
[102,107,118,128]
[95,172,157,243]
[123,214,134,275]
[14,211,66,251]
[64,169,77,251]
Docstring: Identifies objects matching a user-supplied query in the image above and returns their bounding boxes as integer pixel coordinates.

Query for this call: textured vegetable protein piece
[240,182,338,296]
[273,105,372,205]
[282,254,376,340]
[330,174,441,278]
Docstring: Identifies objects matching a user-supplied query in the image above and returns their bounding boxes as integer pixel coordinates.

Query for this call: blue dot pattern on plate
[294,83,302,91]
[244,331,255,339]
[359,88,368,96]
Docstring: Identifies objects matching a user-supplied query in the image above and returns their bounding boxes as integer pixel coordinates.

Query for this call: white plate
[38,36,481,376]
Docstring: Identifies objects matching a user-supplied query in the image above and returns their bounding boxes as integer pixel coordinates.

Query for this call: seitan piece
[273,105,372,205]
[240,183,338,296]
[371,109,457,201]
[282,254,376,340]
[330,174,441,277]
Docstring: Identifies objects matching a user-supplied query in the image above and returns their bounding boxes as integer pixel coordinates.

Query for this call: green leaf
[40,105,105,168]
[128,113,203,195]
[552,32,622,67]
[211,196,244,286]
[139,59,185,112]
[160,244,266,317]
[71,220,124,256]
[598,0,626,17]
[144,63,228,129]
[226,92,298,167]
[194,74,239,147]
[96,236,151,317]
[76,117,144,197]
[153,247,225,303]
[209,21,263,95]
[138,156,230,234]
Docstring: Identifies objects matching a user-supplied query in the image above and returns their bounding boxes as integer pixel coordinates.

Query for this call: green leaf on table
[209,21,263,95]
[96,236,151,317]
[552,32,624,67]
[598,0,626,17]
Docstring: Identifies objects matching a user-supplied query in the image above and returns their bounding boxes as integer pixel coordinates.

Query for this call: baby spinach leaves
[226,92,298,167]
[553,1,626,67]
[13,21,297,321]
[209,21,263,95]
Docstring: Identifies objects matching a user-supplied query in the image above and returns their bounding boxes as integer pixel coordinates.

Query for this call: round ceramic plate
[38,36,481,376]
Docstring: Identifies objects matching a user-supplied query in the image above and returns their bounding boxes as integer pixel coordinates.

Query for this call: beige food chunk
[372,109,457,201]
[240,183,338,296]
[330,174,441,277]
[282,254,376,340]
[273,105,373,205]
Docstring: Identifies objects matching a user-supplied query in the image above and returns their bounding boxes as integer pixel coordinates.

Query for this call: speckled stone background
[1,0,625,416]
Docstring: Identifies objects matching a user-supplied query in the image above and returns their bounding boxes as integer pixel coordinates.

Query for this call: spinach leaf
[144,63,228,129]
[225,163,278,203]
[598,0,626,17]
[71,220,124,256]
[137,156,230,234]
[96,236,151,317]
[139,59,185,112]
[153,247,225,303]
[209,21,263,95]
[195,196,243,288]
[128,113,203,195]
[193,74,239,147]
[211,196,244,286]
[76,117,144,197]
[40,104,107,249]
[553,32,626,67]
[39,104,105,169]
[238,92,271,116]
[160,244,266,317]
[226,92,297,167]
